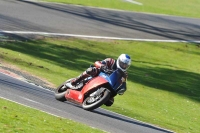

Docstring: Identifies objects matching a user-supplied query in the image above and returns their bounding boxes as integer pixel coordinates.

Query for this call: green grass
[0,38,200,133]
[0,98,105,133]
[43,0,200,18]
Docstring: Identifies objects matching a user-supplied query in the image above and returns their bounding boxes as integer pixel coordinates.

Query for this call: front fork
[87,87,107,103]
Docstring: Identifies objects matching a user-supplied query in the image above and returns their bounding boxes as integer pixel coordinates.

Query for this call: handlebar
[100,67,115,75]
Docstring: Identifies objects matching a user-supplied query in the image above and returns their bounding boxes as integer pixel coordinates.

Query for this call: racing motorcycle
[54,68,126,111]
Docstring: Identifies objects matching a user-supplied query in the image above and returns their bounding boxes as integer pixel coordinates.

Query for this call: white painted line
[0,96,63,118]
[1,30,200,43]
[125,0,143,5]
[18,96,69,117]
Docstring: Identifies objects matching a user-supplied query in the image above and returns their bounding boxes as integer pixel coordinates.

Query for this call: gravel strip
[0,65,55,91]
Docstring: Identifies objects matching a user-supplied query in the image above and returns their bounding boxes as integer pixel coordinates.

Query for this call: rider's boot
[65,71,89,89]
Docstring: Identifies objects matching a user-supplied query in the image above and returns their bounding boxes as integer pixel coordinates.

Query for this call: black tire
[82,88,110,111]
[54,82,68,102]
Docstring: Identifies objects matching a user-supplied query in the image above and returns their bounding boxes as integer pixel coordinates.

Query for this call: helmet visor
[119,60,130,70]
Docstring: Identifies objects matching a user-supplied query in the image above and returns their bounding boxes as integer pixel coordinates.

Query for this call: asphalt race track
[0,73,172,133]
[0,0,200,41]
[1,0,199,132]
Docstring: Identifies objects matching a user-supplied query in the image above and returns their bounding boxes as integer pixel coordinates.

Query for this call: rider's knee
[86,67,99,77]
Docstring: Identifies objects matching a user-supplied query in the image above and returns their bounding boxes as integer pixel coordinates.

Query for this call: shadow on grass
[128,65,200,101]
[0,37,108,73]
[1,37,200,103]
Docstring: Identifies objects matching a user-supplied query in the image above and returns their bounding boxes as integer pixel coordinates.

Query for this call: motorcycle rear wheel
[82,88,110,111]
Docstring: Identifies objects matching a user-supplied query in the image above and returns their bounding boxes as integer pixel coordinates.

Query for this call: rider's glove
[100,65,107,71]
[121,77,126,82]
[124,71,128,78]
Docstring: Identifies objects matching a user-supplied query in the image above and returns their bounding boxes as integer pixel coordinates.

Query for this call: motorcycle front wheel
[54,81,68,102]
[82,87,110,111]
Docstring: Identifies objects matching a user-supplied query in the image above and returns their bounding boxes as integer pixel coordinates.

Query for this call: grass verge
[0,37,200,133]
[0,98,105,133]
[43,0,200,18]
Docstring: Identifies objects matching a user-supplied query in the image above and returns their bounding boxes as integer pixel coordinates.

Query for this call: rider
[65,54,131,106]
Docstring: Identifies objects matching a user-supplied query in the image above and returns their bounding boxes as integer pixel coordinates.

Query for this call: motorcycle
[54,68,126,111]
